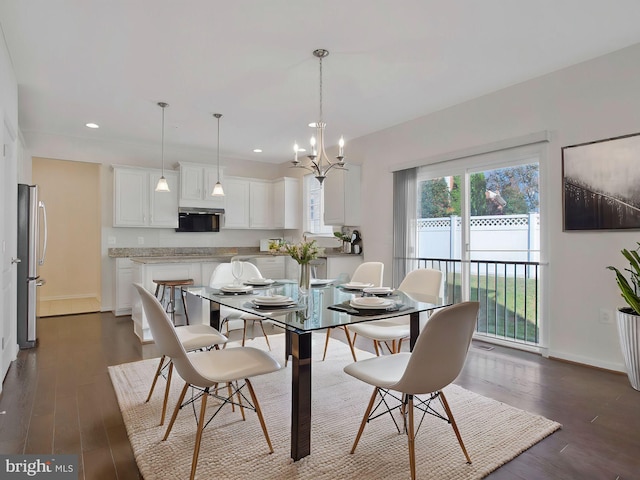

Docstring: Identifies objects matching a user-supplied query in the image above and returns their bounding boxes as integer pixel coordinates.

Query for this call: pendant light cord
[214,113,222,181]
[161,106,165,176]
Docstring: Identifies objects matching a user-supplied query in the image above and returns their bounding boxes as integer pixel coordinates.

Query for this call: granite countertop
[109,247,360,262]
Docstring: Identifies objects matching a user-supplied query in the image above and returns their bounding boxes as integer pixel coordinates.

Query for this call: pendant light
[211,113,225,196]
[155,102,170,192]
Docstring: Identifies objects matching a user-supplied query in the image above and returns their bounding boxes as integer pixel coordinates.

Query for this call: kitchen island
[108,247,362,342]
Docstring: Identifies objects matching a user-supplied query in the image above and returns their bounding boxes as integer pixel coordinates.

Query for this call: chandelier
[291,49,345,184]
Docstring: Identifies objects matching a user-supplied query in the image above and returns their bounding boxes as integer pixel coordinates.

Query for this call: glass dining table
[184,280,449,461]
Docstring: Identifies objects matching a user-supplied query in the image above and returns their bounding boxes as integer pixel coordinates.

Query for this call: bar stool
[153,279,194,325]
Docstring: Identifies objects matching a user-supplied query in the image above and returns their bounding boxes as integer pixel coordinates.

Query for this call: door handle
[11,257,21,264]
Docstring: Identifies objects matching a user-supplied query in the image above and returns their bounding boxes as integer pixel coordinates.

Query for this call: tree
[486,165,539,214]
[470,173,487,216]
[420,178,450,218]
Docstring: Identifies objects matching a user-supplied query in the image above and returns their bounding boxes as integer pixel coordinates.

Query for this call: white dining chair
[145,319,228,425]
[209,261,272,350]
[344,301,480,480]
[134,284,281,480]
[347,268,443,359]
[322,261,385,362]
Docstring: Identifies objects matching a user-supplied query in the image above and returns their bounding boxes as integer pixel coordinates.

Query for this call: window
[304,174,333,234]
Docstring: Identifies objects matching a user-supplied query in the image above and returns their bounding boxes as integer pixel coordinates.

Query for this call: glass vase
[299,262,311,293]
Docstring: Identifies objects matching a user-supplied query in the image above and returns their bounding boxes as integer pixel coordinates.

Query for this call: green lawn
[444,271,539,344]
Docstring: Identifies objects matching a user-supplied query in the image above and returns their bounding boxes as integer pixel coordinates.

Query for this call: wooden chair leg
[227,383,236,413]
[322,328,332,361]
[343,326,358,362]
[146,355,166,402]
[351,387,379,454]
[163,382,189,441]
[408,395,416,480]
[439,391,472,464]
[258,321,271,350]
[242,320,248,347]
[190,387,209,480]
[160,362,173,425]
[373,340,381,356]
[245,379,274,453]
[234,381,246,420]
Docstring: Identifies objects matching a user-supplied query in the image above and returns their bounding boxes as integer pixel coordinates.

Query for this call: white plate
[340,282,374,290]
[350,297,395,309]
[310,278,334,286]
[363,287,394,295]
[253,295,290,303]
[220,284,253,293]
[252,295,295,306]
[251,298,296,308]
[244,278,275,286]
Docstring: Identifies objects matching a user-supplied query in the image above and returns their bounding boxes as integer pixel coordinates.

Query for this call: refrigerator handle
[38,200,48,266]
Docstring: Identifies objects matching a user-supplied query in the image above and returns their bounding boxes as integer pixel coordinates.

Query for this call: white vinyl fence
[418,214,540,276]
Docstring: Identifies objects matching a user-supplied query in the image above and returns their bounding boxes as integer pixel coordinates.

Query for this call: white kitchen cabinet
[323,164,361,226]
[200,261,220,287]
[178,162,224,209]
[223,177,251,228]
[149,171,180,227]
[113,166,179,228]
[113,168,146,226]
[223,177,273,229]
[253,256,285,279]
[131,261,203,342]
[114,258,134,316]
[272,177,300,229]
[249,180,272,228]
[326,255,363,281]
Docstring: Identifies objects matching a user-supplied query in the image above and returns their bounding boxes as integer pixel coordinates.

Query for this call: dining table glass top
[184,281,448,333]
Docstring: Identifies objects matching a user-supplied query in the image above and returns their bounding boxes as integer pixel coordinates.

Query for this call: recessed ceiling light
[253,149,262,153]
[85,123,99,129]
[297,147,306,152]
[308,122,317,128]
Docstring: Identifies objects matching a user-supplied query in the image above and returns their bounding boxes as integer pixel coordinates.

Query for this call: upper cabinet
[113,166,179,228]
[178,162,224,209]
[223,177,251,228]
[272,177,300,229]
[113,165,299,230]
[324,164,361,226]
[223,176,299,230]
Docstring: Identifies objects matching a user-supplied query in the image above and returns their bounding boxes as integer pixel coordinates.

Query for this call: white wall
[349,42,640,372]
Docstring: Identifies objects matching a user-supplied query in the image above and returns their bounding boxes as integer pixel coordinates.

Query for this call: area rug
[108,333,561,479]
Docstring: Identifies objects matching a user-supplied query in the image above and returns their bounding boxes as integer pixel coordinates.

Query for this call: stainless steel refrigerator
[17,184,48,349]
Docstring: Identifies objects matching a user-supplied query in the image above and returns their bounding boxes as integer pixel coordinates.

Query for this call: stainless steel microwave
[176,207,224,232]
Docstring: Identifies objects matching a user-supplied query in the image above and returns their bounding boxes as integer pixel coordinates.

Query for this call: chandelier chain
[319,55,323,124]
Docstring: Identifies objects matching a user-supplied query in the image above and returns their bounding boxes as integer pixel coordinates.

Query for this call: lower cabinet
[326,256,363,281]
[114,258,134,316]
[130,261,213,342]
[253,256,285,280]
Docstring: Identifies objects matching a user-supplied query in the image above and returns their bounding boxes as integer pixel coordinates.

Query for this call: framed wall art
[562,132,640,231]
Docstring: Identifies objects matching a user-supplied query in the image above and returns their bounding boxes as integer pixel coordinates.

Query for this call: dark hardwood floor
[0,312,638,479]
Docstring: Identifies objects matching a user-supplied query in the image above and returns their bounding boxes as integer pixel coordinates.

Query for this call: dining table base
[287,330,312,460]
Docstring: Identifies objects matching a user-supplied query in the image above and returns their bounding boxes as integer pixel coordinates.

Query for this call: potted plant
[607,242,640,391]
[334,231,352,254]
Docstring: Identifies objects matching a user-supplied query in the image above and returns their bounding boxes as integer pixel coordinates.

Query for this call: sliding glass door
[416,149,542,347]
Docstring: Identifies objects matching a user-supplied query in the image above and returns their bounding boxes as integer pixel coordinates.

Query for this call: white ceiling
[3,0,640,165]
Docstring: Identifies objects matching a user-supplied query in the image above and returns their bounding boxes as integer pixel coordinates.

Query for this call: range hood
[178,207,224,215]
